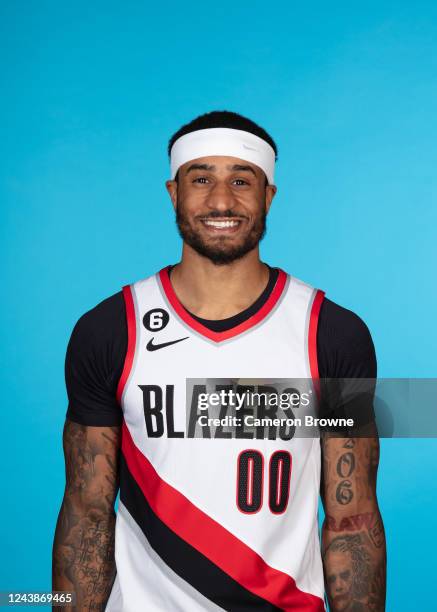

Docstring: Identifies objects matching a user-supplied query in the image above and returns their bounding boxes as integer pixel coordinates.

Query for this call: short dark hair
[167,110,278,160]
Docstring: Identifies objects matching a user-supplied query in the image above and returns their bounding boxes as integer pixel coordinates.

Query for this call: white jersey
[106,265,326,612]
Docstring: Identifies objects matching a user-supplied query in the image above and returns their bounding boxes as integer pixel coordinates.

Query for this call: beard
[175,201,267,266]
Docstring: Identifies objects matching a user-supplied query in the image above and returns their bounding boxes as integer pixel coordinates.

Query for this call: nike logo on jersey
[146,336,189,351]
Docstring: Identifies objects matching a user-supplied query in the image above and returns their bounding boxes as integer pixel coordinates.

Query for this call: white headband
[170,127,276,185]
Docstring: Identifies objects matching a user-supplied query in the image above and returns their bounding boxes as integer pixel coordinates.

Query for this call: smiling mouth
[200,218,244,232]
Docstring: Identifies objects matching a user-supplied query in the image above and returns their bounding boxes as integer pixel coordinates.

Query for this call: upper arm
[317,298,377,380]
[318,299,380,515]
[65,292,126,427]
[62,419,121,513]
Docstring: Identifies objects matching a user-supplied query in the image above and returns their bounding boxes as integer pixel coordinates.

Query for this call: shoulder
[65,290,128,426]
[70,291,126,341]
[317,297,377,378]
[319,297,373,343]
[66,290,127,388]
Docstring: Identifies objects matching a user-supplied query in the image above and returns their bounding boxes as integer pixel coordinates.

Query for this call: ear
[265,184,277,214]
[165,179,178,211]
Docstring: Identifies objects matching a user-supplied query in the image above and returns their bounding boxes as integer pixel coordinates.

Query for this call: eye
[233,179,249,186]
[193,177,209,184]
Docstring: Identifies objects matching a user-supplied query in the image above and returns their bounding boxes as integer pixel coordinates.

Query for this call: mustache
[196,211,248,220]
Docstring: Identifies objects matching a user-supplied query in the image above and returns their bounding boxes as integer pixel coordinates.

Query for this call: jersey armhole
[308,289,325,400]
[116,284,137,405]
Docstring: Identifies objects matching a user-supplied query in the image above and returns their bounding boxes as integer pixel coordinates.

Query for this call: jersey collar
[157,265,288,344]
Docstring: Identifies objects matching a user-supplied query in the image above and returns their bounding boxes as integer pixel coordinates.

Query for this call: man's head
[166,111,278,265]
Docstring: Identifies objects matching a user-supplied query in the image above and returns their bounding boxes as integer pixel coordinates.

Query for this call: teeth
[203,220,240,228]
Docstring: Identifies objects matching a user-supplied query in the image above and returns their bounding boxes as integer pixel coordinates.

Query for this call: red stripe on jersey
[158,266,288,343]
[116,285,136,404]
[308,289,325,401]
[121,421,325,611]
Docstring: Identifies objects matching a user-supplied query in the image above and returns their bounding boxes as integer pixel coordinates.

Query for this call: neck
[169,245,270,320]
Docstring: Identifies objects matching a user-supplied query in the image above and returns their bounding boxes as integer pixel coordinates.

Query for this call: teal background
[1,1,436,609]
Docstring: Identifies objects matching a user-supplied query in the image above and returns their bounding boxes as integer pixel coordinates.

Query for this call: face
[325,551,354,611]
[166,155,276,265]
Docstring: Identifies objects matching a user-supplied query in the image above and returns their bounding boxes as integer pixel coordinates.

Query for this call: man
[53,110,386,611]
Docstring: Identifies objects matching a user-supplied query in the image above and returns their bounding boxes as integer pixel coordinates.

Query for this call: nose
[205,180,236,214]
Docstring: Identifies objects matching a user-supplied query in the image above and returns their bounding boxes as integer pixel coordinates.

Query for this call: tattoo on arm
[325,511,384,548]
[52,420,121,611]
[321,432,386,611]
[324,533,386,611]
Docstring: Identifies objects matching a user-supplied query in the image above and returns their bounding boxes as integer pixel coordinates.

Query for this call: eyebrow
[185,163,257,177]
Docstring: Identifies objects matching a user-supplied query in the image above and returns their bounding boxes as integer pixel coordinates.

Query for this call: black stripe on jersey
[119,453,283,612]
